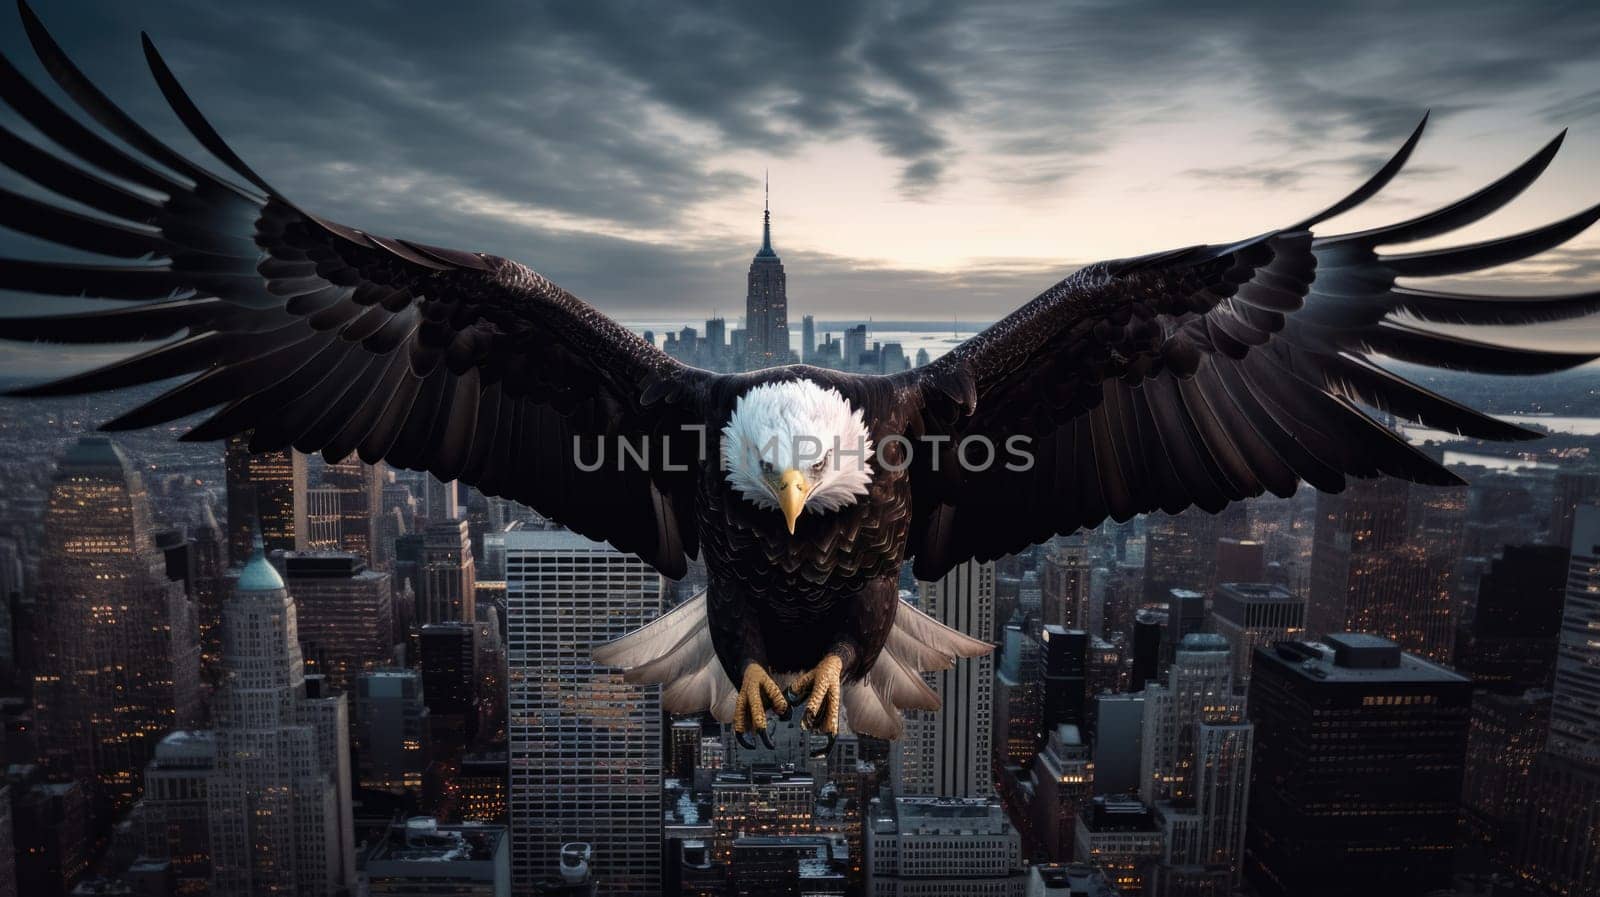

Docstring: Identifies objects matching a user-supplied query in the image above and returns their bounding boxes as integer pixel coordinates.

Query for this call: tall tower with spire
[744,173,790,370]
[206,533,355,896]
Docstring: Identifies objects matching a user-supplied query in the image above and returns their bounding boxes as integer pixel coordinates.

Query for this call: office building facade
[506,530,664,895]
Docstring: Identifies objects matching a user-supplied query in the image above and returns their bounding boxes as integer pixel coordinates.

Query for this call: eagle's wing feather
[0,4,715,577]
[900,113,1600,580]
[842,598,992,740]
[593,591,736,721]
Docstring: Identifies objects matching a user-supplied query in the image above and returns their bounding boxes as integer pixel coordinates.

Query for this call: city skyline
[2,380,1600,894]
[1,3,1600,895]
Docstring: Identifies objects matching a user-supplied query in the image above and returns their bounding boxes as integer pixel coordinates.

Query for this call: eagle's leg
[733,662,790,750]
[789,652,845,742]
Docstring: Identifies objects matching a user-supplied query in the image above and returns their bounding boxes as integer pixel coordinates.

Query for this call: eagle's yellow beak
[777,468,809,534]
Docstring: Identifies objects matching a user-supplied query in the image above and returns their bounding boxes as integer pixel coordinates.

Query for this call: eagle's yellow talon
[791,654,844,736]
[734,662,788,737]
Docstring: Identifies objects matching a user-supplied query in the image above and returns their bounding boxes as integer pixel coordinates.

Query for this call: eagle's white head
[722,380,874,533]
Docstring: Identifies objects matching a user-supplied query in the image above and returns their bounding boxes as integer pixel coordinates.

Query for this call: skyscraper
[1133,631,1253,892]
[1514,505,1600,895]
[1549,468,1600,549]
[801,314,815,365]
[1073,797,1163,897]
[353,669,430,791]
[1091,693,1143,797]
[1214,538,1265,584]
[1549,506,1600,762]
[996,618,1044,767]
[1040,626,1088,736]
[894,560,996,799]
[1209,583,1304,689]
[1153,720,1253,891]
[506,530,664,896]
[705,316,728,368]
[1129,609,1163,690]
[1454,544,1566,693]
[1163,589,1206,662]
[32,436,200,821]
[420,517,477,625]
[320,455,385,567]
[842,325,868,372]
[1041,538,1090,631]
[224,433,308,566]
[426,476,461,522]
[1030,724,1093,861]
[190,507,228,686]
[138,730,217,892]
[744,181,789,370]
[1143,509,1222,604]
[1139,634,1234,806]
[1461,688,1549,856]
[1244,635,1470,897]
[282,552,395,691]
[1307,478,1456,662]
[421,621,480,741]
[208,539,355,896]
[7,767,88,897]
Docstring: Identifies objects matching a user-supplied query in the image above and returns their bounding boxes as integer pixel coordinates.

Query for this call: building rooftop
[1028,863,1118,896]
[281,552,383,580]
[1080,796,1159,833]
[367,818,506,868]
[1215,582,1298,602]
[1177,633,1230,652]
[504,529,613,552]
[59,434,129,472]
[712,765,814,787]
[1263,636,1469,685]
[237,535,286,593]
[152,730,216,765]
[876,796,1014,836]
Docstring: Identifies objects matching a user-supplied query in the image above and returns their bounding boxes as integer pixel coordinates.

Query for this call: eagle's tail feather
[591,592,738,720]
[843,598,993,740]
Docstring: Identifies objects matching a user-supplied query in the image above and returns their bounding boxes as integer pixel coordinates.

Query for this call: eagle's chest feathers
[705,471,910,585]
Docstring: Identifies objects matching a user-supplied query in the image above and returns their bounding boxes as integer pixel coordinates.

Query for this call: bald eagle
[3,2,1599,752]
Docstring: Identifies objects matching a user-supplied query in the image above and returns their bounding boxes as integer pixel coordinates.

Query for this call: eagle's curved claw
[790,653,844,739]
[735,723,777,751]
[734,662,789,744]
[810,733,836,759]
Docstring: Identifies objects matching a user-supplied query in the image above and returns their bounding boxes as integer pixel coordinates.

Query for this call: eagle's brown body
[698,369,915,690]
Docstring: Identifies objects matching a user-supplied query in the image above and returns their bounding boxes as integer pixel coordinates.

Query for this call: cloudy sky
[1,0,1598,352]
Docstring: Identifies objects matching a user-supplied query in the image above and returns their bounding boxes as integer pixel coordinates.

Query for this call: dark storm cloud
[0,0,1593,331]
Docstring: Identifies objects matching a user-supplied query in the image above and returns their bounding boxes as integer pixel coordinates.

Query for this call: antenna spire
[761,168,774,254]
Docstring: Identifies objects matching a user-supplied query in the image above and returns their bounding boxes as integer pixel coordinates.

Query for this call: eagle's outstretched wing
[899,114,1600,581]
[0,2,711,577]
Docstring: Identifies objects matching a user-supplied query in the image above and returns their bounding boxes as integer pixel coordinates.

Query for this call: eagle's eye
[760,459,774,474]
[811,453,829,473]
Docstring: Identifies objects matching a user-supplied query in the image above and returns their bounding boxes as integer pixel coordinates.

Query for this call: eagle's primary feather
[2,1,1597,741]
